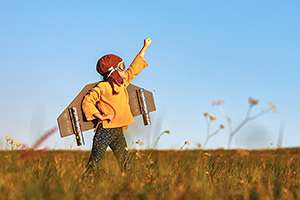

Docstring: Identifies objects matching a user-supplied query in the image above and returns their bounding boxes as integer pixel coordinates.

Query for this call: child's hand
[93,113,105,121]
[139,37,152,57]
[104,113,114,122]
[93,113,113,122]
[144,37,152,48]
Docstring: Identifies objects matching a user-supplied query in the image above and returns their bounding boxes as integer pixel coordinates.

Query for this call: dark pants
[85,124,130,174]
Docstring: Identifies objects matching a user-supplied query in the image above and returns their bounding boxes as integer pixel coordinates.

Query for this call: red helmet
[96,54,124,85]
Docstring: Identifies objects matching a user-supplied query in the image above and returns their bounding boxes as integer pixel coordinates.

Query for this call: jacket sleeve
[81,85,102,121]
[124,54,148,85]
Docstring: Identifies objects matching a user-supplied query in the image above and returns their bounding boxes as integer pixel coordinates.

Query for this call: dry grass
[0,148,300,200]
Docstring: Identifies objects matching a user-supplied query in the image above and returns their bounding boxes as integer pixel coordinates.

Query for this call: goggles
[107,61,125,78]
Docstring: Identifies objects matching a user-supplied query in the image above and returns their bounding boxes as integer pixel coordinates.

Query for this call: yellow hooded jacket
[82,54,148,129]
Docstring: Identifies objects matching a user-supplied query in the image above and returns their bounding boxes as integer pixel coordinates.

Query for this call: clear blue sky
[0,0,299,149]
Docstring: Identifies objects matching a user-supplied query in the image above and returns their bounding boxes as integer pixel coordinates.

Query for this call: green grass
[1,148,300,200]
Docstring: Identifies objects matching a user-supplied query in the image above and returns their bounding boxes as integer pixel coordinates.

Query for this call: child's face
[118,70,126,79]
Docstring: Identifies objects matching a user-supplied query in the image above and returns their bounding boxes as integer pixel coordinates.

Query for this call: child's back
[81,38,152,176]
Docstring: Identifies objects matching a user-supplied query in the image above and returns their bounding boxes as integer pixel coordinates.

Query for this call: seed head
[149,159,154,165]
[134,139,144,145]
[211,99,224,106]
[203,112,209,117]
[248,97,259,106]
[5,135,11,141]
[209,114,217,121]
[184,140,191,145]
[14,142,22,148]
[204,152,211,157]
[6,138,13,145]
[135,151,142,158]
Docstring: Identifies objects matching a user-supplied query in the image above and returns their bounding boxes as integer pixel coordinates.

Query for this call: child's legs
[109,128,131,172]
[86,125,114,171]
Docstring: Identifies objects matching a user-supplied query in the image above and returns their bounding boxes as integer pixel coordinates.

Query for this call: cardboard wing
[57,82,156,138]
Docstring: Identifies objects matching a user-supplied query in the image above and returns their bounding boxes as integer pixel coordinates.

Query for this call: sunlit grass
[0,149,299,199]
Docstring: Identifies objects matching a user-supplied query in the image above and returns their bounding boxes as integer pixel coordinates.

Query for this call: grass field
[1,148,299,200]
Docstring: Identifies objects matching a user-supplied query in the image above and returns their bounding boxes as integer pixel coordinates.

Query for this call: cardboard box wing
[57,82,156,137]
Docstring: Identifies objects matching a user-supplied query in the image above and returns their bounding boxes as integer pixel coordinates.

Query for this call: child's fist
[144,37,152,47]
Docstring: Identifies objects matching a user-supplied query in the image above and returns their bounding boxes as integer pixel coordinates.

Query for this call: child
[82,38,152,175]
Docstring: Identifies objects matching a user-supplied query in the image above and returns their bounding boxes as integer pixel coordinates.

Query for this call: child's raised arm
[123,37,152,84]
[138,37,152,58]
